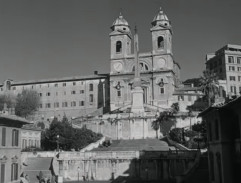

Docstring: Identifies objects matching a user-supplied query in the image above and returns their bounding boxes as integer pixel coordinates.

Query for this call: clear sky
[0,0,241,83]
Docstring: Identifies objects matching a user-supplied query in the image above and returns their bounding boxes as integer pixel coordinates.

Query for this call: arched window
[132,62,149,72]
[157,36,164,49]
[116,41,122,53]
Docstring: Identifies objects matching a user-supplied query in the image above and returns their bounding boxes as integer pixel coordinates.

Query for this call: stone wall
[57,150,198,181]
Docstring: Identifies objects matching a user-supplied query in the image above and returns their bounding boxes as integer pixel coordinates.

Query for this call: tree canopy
[15,90,40,118]
[152,103,179,138]
[41,117,102,151]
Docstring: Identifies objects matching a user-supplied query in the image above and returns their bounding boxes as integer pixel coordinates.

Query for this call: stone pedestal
[131,86,144,113]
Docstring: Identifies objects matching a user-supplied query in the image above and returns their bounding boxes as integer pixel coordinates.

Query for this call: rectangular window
[229,76,236,81]
[55,83,58,87]
[238,76,241,81]
[89,84,93,91]
[160,87,164,94]
[45,103,51,108]
[54,102,59,108]
[117,90,121,97]
[73,82,76,86]
[237,57,241,64]
[228,56,234,63]
[71,101,76,107]
[239,87,241,94]
[229,66,235,71]
[12,129,19,147]
[80,90,84,94]
[63,83,66,87]
[2,127,6,146]
[11,163,18,181]
[231,86,237,94]
[62,102,68,107]
[178,95,184,101]
[79,101,85,106]
[71,91,76,95]
[238,67,241,71]
[89,94,94,102]
[39,93,42,97]
[46,92,51,96]
[1,164,5,183]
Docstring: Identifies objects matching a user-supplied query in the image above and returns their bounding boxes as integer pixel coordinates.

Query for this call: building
[0,74,110,121]
[199,97,241,183]
[109,7,180,111]
[206,44,241,97]
[0,114,31,183]
[21,124,42,150]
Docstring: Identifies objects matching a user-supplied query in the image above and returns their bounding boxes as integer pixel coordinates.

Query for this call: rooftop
[0,114,32,127]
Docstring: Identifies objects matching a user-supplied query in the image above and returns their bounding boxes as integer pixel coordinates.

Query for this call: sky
[0,0,241,83]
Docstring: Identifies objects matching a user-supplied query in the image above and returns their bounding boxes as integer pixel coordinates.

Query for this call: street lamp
[56,135,59,152]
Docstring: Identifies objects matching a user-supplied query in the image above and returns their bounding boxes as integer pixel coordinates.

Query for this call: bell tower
[150,7,172,55]
[110,13,132,60]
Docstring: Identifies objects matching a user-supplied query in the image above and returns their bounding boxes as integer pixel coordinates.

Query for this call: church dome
[152,7,170,26]
[111,13,129,31]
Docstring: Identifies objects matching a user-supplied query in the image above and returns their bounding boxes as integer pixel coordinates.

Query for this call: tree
[152,103,179,137]
[0,94,15,111]
[41,116,102,151]
[15,90,40,118]
[199,70,219,106]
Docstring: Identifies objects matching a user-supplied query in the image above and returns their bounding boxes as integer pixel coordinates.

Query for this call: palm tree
[199,70,219,106]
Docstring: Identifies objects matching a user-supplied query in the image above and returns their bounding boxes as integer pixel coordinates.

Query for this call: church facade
[109,8,180,111]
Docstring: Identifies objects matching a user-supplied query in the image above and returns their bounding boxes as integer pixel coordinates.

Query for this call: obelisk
[131,26,145,113]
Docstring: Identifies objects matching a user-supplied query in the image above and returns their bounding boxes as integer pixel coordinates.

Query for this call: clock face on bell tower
[113,62,123,72]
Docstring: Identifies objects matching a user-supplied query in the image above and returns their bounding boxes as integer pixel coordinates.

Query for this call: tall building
[109,8,180,111]
[206,44,241,96]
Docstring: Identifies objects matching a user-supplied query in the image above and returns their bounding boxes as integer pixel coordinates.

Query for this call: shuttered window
[11,163,18,181]
[1,128,6,146]
[12,129,19,147]
[1,164,5,183]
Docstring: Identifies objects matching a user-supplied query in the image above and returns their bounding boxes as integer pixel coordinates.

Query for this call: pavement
[91,138,170,151]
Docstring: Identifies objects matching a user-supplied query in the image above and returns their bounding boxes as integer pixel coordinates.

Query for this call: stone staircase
[184,155,209,183]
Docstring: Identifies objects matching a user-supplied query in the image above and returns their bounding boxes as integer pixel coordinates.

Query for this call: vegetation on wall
[41,116,102,151]
[152,103,179,138]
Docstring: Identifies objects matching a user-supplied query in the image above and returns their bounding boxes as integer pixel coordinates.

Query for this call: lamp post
[56,135,59,152]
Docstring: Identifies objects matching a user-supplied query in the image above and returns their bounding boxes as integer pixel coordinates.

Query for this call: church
[109,7,180,111]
